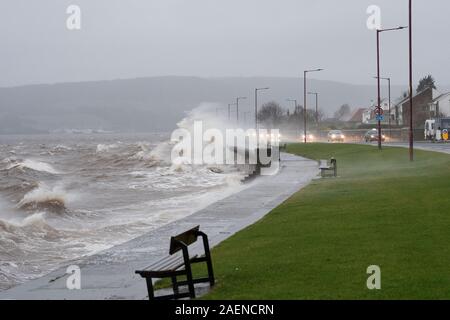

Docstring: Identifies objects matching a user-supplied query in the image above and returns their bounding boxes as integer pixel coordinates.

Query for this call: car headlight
[370,135,375,138]
[331,134,336,139]
[341,135,345,139]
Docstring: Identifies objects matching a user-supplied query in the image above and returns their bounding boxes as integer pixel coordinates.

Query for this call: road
[372,141,450,155]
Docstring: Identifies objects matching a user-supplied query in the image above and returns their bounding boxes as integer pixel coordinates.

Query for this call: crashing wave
[6,159,60,175]
[96,144,119,153]
[17,185,67,213]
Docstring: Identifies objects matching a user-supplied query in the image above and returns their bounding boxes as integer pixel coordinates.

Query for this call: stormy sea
[0,122,251,290]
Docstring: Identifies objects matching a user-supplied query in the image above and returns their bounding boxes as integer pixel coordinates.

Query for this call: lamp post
[255,88,270,131]
[308,92,320,127]
[228,103,236,121]
[409,0,414,161]
[236,97,247,123]
[304,69,323,143]
[376,26,407,150]
[374,76,391,138]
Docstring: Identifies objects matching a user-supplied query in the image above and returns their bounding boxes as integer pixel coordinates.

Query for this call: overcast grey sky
[0,0,448,88]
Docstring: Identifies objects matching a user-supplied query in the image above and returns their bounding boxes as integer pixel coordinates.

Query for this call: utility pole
[409,0,414,161]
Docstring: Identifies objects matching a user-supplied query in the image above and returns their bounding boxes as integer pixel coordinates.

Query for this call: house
[361,99,395,124]
[362,109,371,124]
[429,92,450,118]
[396,87,450,127]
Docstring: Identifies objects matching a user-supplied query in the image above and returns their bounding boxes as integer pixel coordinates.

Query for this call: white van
[424,119,436,140]
[425,118,450,141]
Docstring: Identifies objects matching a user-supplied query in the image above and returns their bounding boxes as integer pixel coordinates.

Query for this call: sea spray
[0,116,253,291]
[17,184,68,213]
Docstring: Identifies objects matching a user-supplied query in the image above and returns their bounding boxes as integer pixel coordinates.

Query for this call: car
[327,130,345,143]
[364,129,386,142]
[301,132,316,142]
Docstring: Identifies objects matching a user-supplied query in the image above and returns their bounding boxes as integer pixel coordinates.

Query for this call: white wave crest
[7,159,60,174]
[96,144,118,153]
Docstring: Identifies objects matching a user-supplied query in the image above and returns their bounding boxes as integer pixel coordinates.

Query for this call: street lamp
[308,92,320,128]
[375,26,407,150]
[408,0,414,161]
[236,97,247,123]
[374,76,391,138]
[255,88,270,130]
[304,69,323,143]
[228,103,236,121]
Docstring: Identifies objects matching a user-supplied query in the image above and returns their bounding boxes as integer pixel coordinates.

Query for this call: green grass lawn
[199,143,450,299]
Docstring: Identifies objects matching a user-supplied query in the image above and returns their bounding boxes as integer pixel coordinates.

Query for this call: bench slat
[144,255,182,271]
[161,256,185,271]
[145,255,179,270]
[139,253,199,273]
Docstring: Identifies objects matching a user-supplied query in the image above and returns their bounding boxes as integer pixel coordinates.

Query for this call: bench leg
[206,256,215,287]
[145,277,155,300]
[200,233,215,287]
[184,263,196,299]
[171,276,179,295]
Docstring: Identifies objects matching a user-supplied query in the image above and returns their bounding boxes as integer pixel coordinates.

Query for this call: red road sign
[375,108,384,116]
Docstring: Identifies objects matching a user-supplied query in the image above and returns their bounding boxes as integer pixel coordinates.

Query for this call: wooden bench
[319,158,337,177]
[135,226,215,300]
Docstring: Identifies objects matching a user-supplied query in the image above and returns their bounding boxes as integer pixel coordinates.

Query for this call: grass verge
[199,143,450,299]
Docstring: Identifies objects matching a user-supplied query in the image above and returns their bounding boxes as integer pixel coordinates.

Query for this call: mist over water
[0,111,252,290]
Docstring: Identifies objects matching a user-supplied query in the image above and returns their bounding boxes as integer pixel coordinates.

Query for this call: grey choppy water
[0,133,249,290]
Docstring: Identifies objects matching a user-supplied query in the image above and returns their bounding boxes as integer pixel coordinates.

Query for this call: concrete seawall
[0,153,318,300]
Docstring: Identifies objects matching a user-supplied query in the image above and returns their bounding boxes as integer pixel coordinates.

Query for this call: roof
[432,92,450,103]
[348,108,366,122]
[395,87,439,107]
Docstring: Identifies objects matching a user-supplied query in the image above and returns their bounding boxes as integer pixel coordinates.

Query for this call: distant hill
[0,76,417,134]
